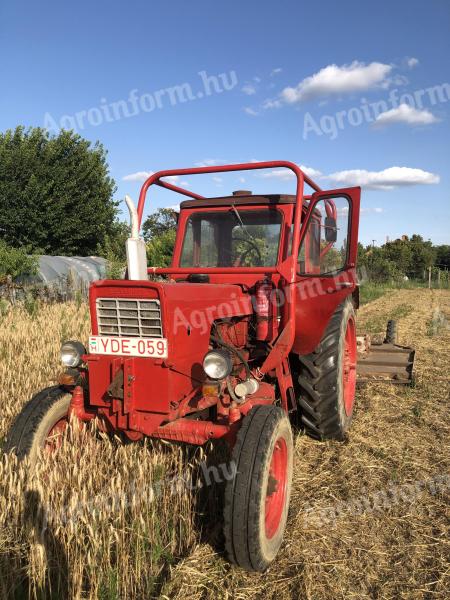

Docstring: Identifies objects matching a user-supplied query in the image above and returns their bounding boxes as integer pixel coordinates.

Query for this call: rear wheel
[296,299,357,440]
[223,405,293,571]
[3,386,71,462]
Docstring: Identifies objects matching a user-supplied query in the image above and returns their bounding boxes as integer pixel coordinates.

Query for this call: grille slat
[96,298,163,338]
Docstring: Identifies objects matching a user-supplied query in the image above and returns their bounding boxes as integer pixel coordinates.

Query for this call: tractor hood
[87,279,253,424]
[89,279,253,340]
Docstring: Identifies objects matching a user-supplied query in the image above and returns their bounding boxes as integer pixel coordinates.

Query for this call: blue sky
[1,0,449,245]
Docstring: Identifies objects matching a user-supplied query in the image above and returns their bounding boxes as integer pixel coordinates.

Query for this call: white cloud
[374,103,438,126]
[262,98,282,109]
[212,176,223,184]
[194,158,226,167]
[166,204,181,212]
[327,166,440,190]
[360,207,384,214]
[122,172,181,183]
[244,107,259,116]
[270,67,282,76]
[259,169,294,181]
[280,61,393,104]
[300,165,322,178]
[122,170,153,182]
[238,176,246,183]
[379,74,409,89]
[123,172,190,188]
[258,165,322,181]
[242,84,257,95]
[407,57,419,68]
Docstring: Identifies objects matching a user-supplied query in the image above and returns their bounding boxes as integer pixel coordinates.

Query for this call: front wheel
[3,386,71,462]
[223,405,293,571]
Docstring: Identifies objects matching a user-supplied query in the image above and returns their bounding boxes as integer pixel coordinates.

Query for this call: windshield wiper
[230,204,259,246]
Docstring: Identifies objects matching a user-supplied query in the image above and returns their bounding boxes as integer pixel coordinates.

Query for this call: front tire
[4,386,71,462]
[296,299,357,440]
[223,405,293,571]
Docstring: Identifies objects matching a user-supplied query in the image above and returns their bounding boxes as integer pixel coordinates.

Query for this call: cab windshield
[179,209,283,267]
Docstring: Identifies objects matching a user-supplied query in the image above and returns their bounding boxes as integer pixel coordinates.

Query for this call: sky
[1,0,449,246]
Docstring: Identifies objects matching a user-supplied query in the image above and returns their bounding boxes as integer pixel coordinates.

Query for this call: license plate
[89,336,168,358]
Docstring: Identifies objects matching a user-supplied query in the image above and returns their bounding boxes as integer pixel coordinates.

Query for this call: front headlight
[60,341,86,367]
[203,350,233,380]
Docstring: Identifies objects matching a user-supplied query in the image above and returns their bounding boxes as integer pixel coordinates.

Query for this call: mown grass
[0,292,449,599]
[362,302,414,335]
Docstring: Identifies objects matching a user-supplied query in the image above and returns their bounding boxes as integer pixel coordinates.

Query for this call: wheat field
[0,289,449,599]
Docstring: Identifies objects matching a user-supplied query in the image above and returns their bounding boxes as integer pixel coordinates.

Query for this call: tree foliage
[142,208,178,267]
[0,240,37,281]
[142,208,178,242]
[435,245,450,269]
[0,127,117,255]
[358,235,444,282]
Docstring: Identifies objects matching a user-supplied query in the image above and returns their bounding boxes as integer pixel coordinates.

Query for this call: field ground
[0,289,449,599]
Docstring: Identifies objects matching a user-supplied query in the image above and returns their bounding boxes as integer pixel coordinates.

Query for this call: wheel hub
[45,418,68,453]
[265,438,288,539]
[343,316,357,416]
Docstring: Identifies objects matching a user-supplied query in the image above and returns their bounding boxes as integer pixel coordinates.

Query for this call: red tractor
[6,161,362,571]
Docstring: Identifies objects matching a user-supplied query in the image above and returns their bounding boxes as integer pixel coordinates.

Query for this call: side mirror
[325,217,337,243]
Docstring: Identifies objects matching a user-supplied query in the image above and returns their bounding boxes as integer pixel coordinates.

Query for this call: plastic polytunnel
[20,255,108,294]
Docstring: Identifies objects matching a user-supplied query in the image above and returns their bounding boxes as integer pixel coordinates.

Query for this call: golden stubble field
[0,289,449,599]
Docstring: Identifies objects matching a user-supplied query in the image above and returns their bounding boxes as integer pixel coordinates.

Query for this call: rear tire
[296,299,357,440]
[3,386,71,462]
[223,405,293,571]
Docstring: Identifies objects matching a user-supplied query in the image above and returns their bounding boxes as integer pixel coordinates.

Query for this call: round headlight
[60,341,86,368]
[203,350,233,380]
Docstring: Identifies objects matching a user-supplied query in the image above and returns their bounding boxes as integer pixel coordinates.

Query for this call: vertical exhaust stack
[125,195,148,281]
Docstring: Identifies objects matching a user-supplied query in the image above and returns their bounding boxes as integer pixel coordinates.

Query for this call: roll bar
[137,161,322,283]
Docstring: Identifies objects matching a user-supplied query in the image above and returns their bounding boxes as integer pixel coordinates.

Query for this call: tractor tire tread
[4,386,68,459]
[295,299,355,441]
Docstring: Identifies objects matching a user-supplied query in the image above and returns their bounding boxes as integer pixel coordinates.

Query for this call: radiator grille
[96,298,163,338]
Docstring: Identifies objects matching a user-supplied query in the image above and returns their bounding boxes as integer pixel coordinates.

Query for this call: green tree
[365,246,404,283]
[407,235,435,278]
[142,208,178,241]
[0,126,117,255]
[434,245,450,269]
[382,239,413,274]
[147,229,177,267]
[142,208,178,267]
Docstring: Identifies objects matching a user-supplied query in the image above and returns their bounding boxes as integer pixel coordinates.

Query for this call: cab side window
[298,196,350,275]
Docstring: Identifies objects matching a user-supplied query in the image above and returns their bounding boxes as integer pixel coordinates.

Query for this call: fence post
[428,266,432,289]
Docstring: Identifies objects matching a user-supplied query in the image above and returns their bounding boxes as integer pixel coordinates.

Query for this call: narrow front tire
[3,386,71,462]
[223,405,293,571]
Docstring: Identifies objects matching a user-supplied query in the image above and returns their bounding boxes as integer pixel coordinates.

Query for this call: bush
[0,241,37,281]
[146,229,176,268]
[365,255,404,284]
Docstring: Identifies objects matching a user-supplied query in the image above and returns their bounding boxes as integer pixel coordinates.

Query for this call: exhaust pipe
[125,195,148,280]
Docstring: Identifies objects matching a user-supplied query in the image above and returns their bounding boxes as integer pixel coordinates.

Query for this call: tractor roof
[179,193,299,209]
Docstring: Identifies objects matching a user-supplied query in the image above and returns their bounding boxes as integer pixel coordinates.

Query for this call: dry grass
[0,291,449,599]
